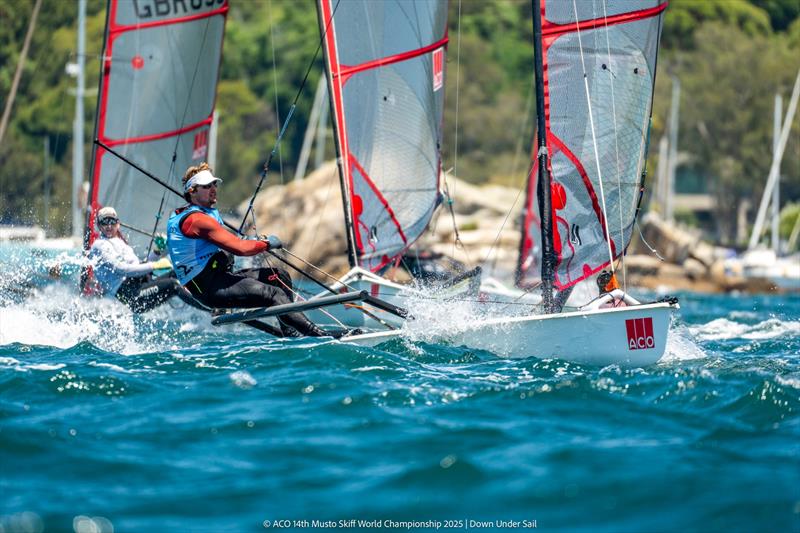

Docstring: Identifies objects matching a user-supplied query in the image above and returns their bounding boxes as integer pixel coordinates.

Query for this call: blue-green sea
[1,245,798,532]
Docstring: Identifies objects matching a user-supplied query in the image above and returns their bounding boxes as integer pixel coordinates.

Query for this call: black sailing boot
[279,313,363,339]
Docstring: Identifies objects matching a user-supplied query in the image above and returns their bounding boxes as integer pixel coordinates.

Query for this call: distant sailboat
[347,0,679,366]
[310,0,478,327]
[217,0,679,366]
[726,70,800,290]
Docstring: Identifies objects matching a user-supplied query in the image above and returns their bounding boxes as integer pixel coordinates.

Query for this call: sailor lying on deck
[166,163,355,338]
[87,206,186,313]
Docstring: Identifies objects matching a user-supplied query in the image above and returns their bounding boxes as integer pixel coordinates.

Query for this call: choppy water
[1,245,799,532]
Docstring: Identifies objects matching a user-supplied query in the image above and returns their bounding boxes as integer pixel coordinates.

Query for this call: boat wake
[0,281,214,355]
[689,317,800,342]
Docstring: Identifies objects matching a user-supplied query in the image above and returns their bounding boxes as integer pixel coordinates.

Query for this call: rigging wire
[273,248,400,330]
[482,75,536,273]
[600,0,627,293]
[260,253,348,329]
[267,0,287,232]
[571,0,616,271]
[238,0,342,234]
[445,0,465,262]
[635,219,665,261]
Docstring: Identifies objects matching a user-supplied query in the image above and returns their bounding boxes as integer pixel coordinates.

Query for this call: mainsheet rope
[571,0,616,271]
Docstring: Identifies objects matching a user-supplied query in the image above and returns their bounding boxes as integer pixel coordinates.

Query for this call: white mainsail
[317,0,448,273]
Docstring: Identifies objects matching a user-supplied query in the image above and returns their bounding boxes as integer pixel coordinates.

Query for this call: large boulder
[241,162,526,279]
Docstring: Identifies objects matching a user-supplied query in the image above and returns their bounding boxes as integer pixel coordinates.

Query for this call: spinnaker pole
[532,0,556,313]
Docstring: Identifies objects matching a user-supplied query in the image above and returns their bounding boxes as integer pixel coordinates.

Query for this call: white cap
[184,169,222,192]
[97,206,118,220]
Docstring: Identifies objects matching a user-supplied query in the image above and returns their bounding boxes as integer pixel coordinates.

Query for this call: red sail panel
[318,0,448,272]
[519,0,666,289]
[86,0,228,255]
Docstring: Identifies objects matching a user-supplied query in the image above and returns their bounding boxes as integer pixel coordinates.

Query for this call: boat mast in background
[748,69,800,251]
[71,0,86,242]
[665,76,679,223]
[771,93,782,253]
[294,77,329,182]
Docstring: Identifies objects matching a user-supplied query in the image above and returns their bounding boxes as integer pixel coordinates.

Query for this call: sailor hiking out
[87,206,184,313]
[167,163,354,338]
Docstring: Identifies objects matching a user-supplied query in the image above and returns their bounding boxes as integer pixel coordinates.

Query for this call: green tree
[674,22,799,244]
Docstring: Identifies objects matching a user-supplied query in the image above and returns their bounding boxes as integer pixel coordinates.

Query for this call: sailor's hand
[151,257,172,270]
[262,234,283,250]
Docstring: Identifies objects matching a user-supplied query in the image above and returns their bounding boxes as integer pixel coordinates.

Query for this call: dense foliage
[0,0,797,245]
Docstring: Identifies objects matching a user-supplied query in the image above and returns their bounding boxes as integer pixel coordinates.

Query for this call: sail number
[133,0,225,19]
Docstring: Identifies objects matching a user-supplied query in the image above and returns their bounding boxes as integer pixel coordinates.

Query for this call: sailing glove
[264,234,283,250]
[151,257,172,271]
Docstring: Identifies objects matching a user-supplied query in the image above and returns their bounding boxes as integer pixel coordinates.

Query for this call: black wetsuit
[115,274,187,314]
[184,251,324,337]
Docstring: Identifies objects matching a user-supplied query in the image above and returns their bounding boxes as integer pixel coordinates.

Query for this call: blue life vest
[166,205,225,285]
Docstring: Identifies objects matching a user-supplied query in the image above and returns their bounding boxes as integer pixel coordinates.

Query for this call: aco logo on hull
[625,317,655,350]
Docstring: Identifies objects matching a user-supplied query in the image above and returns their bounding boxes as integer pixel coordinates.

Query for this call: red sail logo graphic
[625,317,655,350]
[432,48,443,91]
[192,129,209,160]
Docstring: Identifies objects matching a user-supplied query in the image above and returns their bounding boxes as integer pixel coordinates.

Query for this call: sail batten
[519,0,665,291]
[318,0,448,272]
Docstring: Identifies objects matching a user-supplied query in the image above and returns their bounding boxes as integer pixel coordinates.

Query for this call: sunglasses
[98,217,119,226]
[197,182,219,190]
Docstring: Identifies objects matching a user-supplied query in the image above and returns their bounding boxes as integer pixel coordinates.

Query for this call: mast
[748,68,800,251]
[316,0,358,268]
[72,0,86,242]
[532,0,556,313]
[771,93,781,253]
[85,0,111,251]
[665,76,679,223]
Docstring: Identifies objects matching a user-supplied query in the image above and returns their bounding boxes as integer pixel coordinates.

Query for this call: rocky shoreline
[244,162,791,294]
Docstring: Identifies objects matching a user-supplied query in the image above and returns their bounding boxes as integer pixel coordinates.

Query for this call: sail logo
[625,317,654,350]
[432,48,444,91]
[192,129,208,160]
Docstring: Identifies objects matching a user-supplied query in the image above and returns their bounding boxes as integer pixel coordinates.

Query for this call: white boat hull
[306,266,479,329]
[344,301,677,367]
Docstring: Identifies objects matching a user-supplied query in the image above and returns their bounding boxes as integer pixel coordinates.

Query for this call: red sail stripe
[350,156,409,247]
[100,116,212,147]
[542,3,666,36]
[336,36,449,84]
[110,4,229,34]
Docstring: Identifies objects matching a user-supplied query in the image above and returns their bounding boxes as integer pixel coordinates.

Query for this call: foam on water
[0,280,221,356]
[689,317,800,341]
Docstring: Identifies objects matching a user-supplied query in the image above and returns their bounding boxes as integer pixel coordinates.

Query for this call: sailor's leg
[126,277,183,313]
[236,267,294,300]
